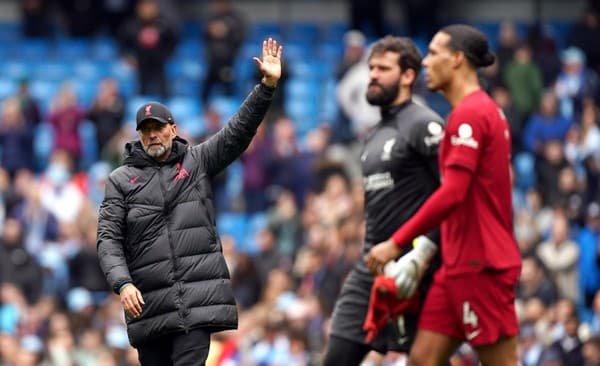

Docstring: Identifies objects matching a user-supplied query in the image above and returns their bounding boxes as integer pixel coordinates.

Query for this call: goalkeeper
[323,35,444,366]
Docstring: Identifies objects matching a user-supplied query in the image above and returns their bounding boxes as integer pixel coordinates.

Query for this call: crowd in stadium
[1,0,600,365]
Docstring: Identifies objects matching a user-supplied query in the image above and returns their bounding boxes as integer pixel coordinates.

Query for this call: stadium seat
[320,22,349,42]
[167,96,202,122]
[249,22,282,42]
[286,22,319,43]
[78,120,98,170]
[55,38,91,59]
[17,39,50,60]
[0,60,32,80]
[31,61,72,82]
[209,96,241,122]
[513,151,536,191]
[175,39,204,59]
[91,37,119,60]
[33,123,54,171]
[0,78,17,99]
[73,60,111,81]
[166,58,205,81]
[216,212,248,251]
[176,115,206,138]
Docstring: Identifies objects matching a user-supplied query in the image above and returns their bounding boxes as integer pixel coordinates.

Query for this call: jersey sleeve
[408,119,444,158]
[443,107,484,172]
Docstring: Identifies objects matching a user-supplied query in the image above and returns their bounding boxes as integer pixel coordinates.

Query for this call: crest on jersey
[381,138,396,161]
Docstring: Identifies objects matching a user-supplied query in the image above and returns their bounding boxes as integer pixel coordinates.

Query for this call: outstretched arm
[195,38,283,177]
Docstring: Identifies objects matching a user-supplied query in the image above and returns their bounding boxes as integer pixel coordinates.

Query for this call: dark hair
[441,24,495,68]
[368,35,422,82]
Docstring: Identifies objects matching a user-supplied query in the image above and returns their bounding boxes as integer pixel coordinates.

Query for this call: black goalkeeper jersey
[361,100,444,253]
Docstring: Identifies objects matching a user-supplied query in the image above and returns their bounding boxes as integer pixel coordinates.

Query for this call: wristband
[118,282,132,294]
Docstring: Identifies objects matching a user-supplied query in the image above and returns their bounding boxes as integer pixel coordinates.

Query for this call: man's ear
[453,51,466,69]
[401,68,416,87]
[171,124,177,137]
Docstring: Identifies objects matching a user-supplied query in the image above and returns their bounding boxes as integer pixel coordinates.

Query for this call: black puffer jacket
[97,84,274,346]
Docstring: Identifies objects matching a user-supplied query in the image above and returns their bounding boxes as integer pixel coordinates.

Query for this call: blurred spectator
[556,166,585,223]
[231,252,263,310]
[101,0,136,38]
[0,98,34,178]
[555,46,600,121]
[550,311,584,365]
[198,107,229,213]
[581,101,600,160]
[491,85,525,155]
[336,57,379,141]
[20,0,51,38]
[536,140,569,207]
[503,42,544,119]
[401,0,441,38]
[202,0,246,104]
[58,0,102,36]
[47,84,86,164]
[16,79,41,127]
[567,10,600,74]
[119,0,178,99]
[349,0,384,38]
[528,23,561,87]
[537,214,580,302]
[10,178,59,254]
[0,218,43,304]
[523,91,572,156]
[68,221,110,298]
[39,150,85,224]
[241,123,271,213]
[268,189,303,261]
[578,202,600,307]
[517,256,558,306]
[88,78,125,154]
[331,30,367,145]
[583,336,600,365]
[496,20,520,70]
[520,321,545,366]
[336,30,367,80]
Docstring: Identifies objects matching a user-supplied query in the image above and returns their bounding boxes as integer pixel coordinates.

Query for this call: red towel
[363,275,420,343]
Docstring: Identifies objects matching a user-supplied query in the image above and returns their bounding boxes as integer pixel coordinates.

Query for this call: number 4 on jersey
[463,301,478,328]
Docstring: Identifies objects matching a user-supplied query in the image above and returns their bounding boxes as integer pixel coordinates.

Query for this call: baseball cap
[136,101,175,130]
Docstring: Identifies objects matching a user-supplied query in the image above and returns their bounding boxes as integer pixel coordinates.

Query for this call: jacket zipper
[158,166,189,333]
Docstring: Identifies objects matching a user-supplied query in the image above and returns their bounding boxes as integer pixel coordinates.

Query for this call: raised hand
[253,38,283,87]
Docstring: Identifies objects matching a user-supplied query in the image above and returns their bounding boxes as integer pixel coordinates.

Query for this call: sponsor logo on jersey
[424,121,444,146]
[450,123,479,149]
[363,172,394,191]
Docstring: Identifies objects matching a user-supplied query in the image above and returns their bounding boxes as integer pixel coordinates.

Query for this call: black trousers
[137,329,211,366]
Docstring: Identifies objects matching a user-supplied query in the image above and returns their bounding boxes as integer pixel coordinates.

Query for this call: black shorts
[328,263,419,354]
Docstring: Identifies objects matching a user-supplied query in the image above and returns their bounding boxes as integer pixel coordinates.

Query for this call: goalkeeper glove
[383,235,438,299]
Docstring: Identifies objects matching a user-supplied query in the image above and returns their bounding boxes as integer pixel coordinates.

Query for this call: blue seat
[513,151,536,191]
[167,96,201,122]
[30,80,60,105]
[78,120,98,170]
[249,22,282,42]
[176,115,206,138]
[285,79,319,100]
[281,41,312,62]
[172,78,200,98]
[74,60,111,81]
[209,96,241,122]
[0,22,21,41]
[0,78,17,99]
[16,39,50,60]
[0,60,32,80]
[175,39,203,59]
[216,212,248,250]
[286,22,319,42]
[245,212,269,254]
[91,37,119,60]
[55,38,91,59]
[32,61,72,82]
[166,58,205,81]
[317,41,343,63]
[321,22,350,42]
[33,123,54,171]
[72,80,98,107]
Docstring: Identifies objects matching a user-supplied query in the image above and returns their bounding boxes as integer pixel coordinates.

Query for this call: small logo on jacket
[130,176,140,184]
[173,163,190,182]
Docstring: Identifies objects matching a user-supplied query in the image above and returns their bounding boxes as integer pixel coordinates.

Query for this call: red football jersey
[439,90,521,276]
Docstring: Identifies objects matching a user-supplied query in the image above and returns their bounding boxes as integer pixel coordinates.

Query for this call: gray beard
[143,141,171,160]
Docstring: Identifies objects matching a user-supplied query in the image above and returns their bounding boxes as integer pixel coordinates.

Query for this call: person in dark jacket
[96,38,282,366]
